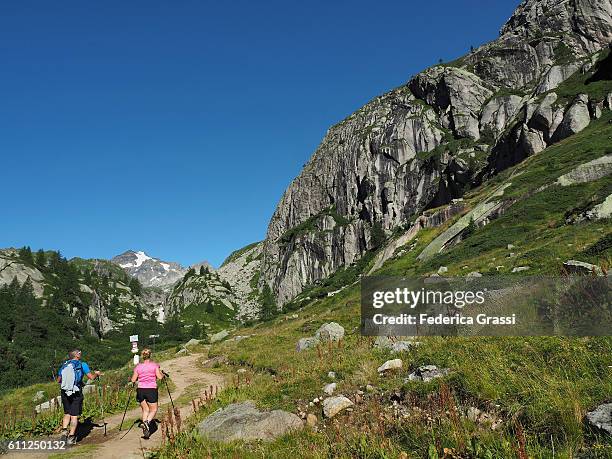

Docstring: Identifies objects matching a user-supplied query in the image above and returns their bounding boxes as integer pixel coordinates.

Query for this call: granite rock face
[255,0,612,307]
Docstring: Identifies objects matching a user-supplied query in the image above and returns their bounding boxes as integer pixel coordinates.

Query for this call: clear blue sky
[0,1,519,267]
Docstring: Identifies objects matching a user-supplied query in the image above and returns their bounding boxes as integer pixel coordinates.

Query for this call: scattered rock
[586,403,612,435]
[296,337,318,352]
[437,266,448,274]
[507,244,515,250]
[322,396,354,418]
[327,371,336,379]
[306,413,318,427]
[237,368,247,374]
[466,271,482,278]
[407,365,450,382]
[377,359,403,373]
[511,266,530,273]
[176,348,188,356]
[210,329,230,343]
[184,338,201,348]
[366,384,375,392]
[373,336,419,353]
[323,383,337,395]
[231,335,251,342]
[33,391,45,402]
[197,401,303,442]
[563,260,604,276]
[315,322,345,342]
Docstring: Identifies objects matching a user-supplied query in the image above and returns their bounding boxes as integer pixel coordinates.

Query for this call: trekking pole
[98,376,107,436]
[119,383,134,431]
[162,371,175,411]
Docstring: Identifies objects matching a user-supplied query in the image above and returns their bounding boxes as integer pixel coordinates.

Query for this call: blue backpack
[59,360,84,394]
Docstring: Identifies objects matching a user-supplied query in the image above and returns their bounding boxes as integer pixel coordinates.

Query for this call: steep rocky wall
[259,0,612,307]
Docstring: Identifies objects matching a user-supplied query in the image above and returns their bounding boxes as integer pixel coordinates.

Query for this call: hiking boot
[60,429,68,442]
[141,421,150,439]
[67,435,77,446]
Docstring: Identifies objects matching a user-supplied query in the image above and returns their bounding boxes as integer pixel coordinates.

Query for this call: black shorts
[61,390,84,416]
[136,388,158,403]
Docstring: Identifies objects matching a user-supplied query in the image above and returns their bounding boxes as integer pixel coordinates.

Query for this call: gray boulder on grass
[315,322,345,342]
[197,401,303,442]
[210,329,230,343]
[407,365,450,382]
[322,396,354,418]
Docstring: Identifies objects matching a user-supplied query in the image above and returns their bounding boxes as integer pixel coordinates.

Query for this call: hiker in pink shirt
[130,348,164,439]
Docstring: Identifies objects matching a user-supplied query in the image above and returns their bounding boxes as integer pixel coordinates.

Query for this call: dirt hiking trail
[6,352,225,459]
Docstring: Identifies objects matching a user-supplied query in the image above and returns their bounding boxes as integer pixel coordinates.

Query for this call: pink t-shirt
[135,361,159,389]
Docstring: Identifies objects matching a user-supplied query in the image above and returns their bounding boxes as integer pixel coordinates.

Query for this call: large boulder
[322,396,354,418]
[586,403,612,435]
[315,322,345,342]
[551,94,591,143]
[527,92,564,142]
[377,359,403,373]
[563,260,604,276]
[184,338,202,348]
[210,329,230,343]
[197,401,303,442]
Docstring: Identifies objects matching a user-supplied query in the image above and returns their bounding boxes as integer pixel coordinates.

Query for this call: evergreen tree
[191,321,202,339]
[129,277,142,296]
[35,249,46,268]
[18,246,34,265]
[463,216,477,238]
[260,284,278,321]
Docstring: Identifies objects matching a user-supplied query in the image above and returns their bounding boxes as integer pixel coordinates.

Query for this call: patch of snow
[160,262,170,271]
[133,251,152,268]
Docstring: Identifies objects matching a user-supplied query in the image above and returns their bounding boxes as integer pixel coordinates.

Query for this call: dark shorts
[61,390,84,416]
[136,388,158,404]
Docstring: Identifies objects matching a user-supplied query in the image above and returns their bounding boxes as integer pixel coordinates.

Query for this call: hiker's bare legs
[140,400,150,423]
[147,402,158,422]
[62,414,70,430]
[69,415,78,436]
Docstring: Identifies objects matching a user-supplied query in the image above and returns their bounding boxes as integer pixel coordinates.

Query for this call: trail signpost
[130,335,139,365]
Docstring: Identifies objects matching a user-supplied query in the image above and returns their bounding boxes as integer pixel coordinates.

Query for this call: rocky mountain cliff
[257,0,612,306]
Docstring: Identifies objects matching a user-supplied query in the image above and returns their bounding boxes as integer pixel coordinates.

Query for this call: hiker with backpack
[57,349,103,445]
[130,348,164,439]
